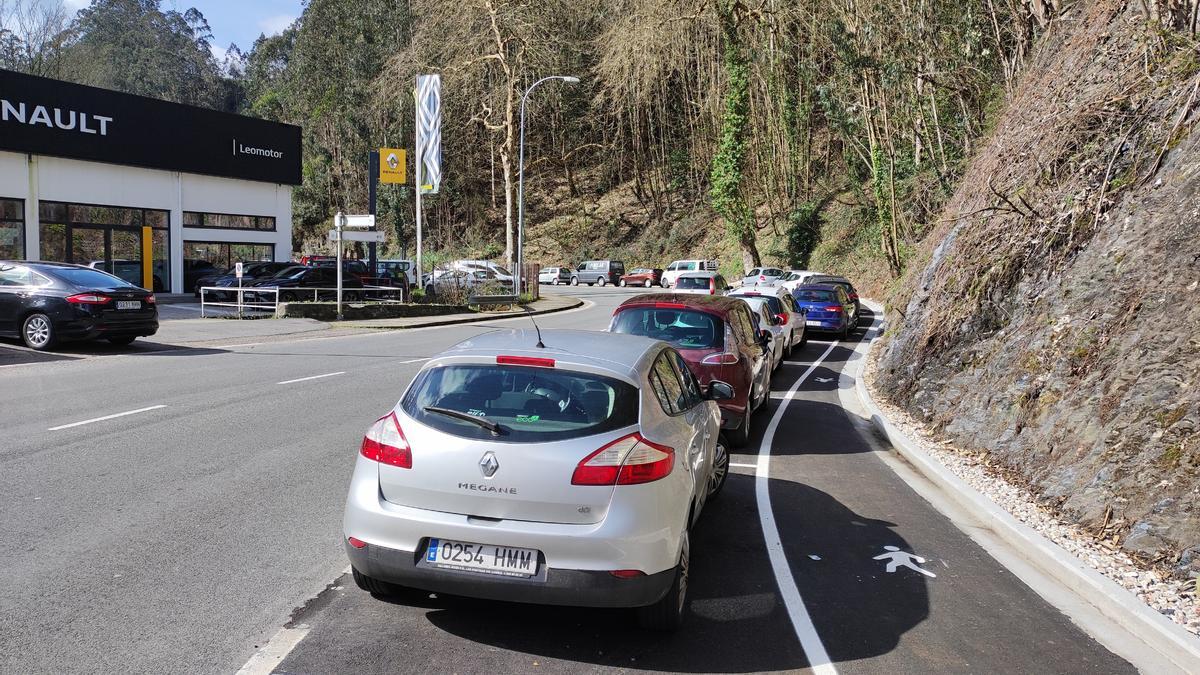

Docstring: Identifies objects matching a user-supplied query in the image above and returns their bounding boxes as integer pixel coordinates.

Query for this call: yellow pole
[141,227,153,290]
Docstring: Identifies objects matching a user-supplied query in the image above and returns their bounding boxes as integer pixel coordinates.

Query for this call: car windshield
[401,365,639,442]
[274,266,308,279]
[674,276,712,290]
[795,289,838,303]
[741,297,772,317]
[50,267,135,288]
[745,295,783,314]
[611,307,723,350]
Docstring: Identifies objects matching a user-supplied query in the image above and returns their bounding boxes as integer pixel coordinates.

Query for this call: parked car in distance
[343,328,731,630]
[792,284,858,339]
[671,271,730,296]
[538,266,572,285]
[298,254,337,266]
[245,265,363,302]
[807,274,861,315]
[740,267,785,288]
[424,268,500,297]
[728,285,806,356]
[84,260,166,292]
[572,260,625,286]
[661,260,718,289]
[737,295,786,371]
[620,268,663,287]
[610,294,771,446]
[310,258,371,281]
[376,259,416,286]
[452,260,514,283]
[0,261,157,350]
[778,269,824,293]
[194,261,295,298]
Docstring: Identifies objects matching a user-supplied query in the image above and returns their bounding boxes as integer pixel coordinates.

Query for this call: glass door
[70,227,106,269]
[109,228,143,287]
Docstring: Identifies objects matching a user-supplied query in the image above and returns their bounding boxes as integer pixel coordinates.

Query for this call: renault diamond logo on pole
[479,452,500,478]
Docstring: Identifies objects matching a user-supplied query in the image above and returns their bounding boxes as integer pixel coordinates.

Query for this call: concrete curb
[334,296,585,331]
[851,300,1200,673]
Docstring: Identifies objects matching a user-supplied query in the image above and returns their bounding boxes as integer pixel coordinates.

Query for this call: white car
[778,269,824,292]
[342,329,733,630]
[452,259,514,283]
[661,259,718,288]
[740,267,785,288]
[671,271,730,296]
[728,286,807,357]
[739,297,786,371]
[538,266,571,285]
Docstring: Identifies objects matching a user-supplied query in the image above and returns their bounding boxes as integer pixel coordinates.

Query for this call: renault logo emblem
[479,452,499,478]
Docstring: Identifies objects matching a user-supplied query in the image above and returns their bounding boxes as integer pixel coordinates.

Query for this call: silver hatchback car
[343,329,733,629]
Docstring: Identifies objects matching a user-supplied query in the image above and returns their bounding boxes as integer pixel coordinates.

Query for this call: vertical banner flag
[415,74,442,194]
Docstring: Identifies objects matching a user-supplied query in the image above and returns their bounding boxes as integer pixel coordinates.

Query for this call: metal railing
[199,285,408,318]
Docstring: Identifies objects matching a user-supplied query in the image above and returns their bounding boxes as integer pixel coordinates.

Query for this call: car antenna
[524,306,546,348]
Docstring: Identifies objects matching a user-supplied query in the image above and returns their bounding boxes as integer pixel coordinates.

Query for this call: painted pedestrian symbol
[873,545,937,578]
[815,377,834,383]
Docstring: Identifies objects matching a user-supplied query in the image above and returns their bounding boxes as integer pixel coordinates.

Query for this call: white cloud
[258,13,294,36]
[63,0,89,10]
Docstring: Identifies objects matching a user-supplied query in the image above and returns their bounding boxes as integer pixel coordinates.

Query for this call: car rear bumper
[804,318,846,333]
[346,540,675,608]
[58,317,158,340]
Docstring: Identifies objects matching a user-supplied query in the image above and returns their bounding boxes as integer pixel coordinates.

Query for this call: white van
[661,259,719,288]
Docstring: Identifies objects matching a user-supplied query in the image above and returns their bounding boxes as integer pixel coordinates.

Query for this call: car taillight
[609,570,645,578]
[145,294,156,304]
[572,433,675,486]
[776,312,789,324]
[360,412,412,468]
[66,293,111,305]
[701,351,739,365]
[824,305,844,313]
[849,293,859,300]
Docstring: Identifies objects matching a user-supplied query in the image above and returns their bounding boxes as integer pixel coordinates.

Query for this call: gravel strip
[862,346,1200,636]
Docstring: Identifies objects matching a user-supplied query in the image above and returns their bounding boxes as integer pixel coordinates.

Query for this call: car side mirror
[759,330,772,344]
[706,380,735,401]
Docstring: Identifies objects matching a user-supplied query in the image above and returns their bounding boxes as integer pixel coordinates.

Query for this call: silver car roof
[676,271,721,278]
[432,329,664,384]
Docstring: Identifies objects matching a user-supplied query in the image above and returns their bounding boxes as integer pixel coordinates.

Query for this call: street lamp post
[516,75,580,301]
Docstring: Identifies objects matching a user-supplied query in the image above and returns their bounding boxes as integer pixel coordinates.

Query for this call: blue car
[791,284,858,339]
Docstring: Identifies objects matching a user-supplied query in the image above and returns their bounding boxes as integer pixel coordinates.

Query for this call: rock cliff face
[875,2,1200,571]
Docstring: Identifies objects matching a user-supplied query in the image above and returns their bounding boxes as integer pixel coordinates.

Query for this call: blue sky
[64,0,304,56]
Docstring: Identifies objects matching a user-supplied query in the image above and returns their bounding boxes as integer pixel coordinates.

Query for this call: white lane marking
[730,462,758,469]
[47,405,167,431]
[276,371,345,385]
[236,565,352,675]
[757,338,839,674]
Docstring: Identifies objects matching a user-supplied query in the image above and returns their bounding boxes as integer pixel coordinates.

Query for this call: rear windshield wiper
[423,406,503,436]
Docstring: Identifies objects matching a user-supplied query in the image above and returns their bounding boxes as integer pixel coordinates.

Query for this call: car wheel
[352,567,408,598]
[21,313,56,351]
[707,435,730,498]
[645,279,653,288]
[107,336,137,347]
[728,407,752,447]
[598,277,607,286]
[571,277,579,286]
[552,278,559,285]
[661,280,671,289]
[619,279,627,287]
[636,530,688,631]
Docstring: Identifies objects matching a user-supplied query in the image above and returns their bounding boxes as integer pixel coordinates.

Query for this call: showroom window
[0,198,24,259]
[183,241,276,270]
[38,201,170,291]
[184,211,276,232]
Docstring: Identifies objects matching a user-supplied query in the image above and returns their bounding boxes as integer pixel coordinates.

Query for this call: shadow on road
[383,475,929,673]
[0,336,228,360]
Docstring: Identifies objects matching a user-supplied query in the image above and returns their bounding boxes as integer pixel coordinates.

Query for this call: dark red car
[619,268,663,288]
[609,294,772,446]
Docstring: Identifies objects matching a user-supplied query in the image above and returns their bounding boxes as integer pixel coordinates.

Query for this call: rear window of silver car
[611,307,723,350]
[401,365,639,442]
[674,276,711,290]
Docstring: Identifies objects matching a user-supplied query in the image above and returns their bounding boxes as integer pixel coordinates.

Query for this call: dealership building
[0,68,301,293]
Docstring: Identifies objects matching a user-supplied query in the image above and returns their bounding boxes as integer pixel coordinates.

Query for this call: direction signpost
[333,212,377,321]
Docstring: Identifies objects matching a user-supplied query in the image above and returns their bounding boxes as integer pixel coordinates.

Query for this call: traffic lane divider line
[756,338,840,674]
[730,462,758,469]
[848,300,1200,672]
[47,405,167,431]
[276,371,346,385]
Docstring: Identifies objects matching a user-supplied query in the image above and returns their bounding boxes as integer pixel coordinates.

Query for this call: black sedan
[243,265,364,302]
[193,261,296,298]
[0,261,158,350]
